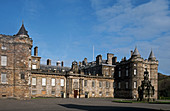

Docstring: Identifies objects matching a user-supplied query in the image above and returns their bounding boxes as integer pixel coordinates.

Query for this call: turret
[132,47,141,58]
[15,22,29,37]
[148,49,156,61]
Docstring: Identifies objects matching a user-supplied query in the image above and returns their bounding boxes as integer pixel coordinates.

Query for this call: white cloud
[90,0,170,74]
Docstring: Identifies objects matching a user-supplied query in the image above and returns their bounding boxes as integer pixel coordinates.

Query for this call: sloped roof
[16,23,29,37]
[148,50,156,60]
[132,47,141,56]
[40,64,70,72]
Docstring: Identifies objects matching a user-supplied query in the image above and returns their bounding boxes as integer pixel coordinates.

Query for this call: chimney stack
[131,50,133,57]
[34,46,38,56]
[57,61,61,66]
[96,55,102,65]
[82,58,87,65]
[61,61,64,67]
[107,53,114,65]
[79,61,82,67]
[112,57,117,64]
[47,59,51,65]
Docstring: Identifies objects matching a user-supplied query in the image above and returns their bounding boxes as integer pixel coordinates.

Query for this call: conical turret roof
[132,47,141,57]
[16,23,29,37]
[148,49,156,60]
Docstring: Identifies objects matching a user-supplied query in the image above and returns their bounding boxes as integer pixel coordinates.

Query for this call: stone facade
[114,47,158,99]
[0,23,158,100]
[0,23,32,99]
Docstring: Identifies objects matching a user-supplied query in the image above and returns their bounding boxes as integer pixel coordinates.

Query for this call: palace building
[0,23,158,100]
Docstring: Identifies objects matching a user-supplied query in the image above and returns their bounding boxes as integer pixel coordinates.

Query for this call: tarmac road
[0,98,169,111]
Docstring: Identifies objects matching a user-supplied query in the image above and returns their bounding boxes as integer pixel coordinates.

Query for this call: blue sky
[0,0,170,75]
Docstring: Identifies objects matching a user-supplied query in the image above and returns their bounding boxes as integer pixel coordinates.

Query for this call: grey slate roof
[148,50,156,60]
[40,64,71,72]
[132,47,141,56]
[16,23,29,37]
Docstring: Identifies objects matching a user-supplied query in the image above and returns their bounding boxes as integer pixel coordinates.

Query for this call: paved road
[0,98,169,111]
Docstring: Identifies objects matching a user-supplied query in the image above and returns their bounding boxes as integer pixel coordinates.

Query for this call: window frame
[42,78,46,86]
[1,55,7,66]
[32,77,36,86]
[125,82,129,89]
[32,64,37,69]
[84,80,87,87]
[134,69,137,75]
[126,69,128,76]
[51,78,55,86]
[60,79,64,87]
[99,81,102,88]
[134,81,137,89]
[118,71,121,77]
[1,73,7,83]
[92,81,95,87]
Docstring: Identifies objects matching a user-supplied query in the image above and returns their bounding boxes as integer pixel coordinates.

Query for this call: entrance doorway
[74,90,78,98]
[85,92,88,98]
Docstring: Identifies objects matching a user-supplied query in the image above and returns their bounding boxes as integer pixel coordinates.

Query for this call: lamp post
[79,74,81,98]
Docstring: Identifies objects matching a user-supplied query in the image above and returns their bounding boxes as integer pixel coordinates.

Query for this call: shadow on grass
[59,104,159,111]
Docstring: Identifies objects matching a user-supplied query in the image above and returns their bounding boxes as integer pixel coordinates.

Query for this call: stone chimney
[112,57,117,64]
[96,55,102,65]
[61,61,64,67]
[56,61,61,66]
[107,53,114,65]
[34,46,38,56]
[79,61,82,67]
[82,58,87,65]
[131,50,133,57]
[47,59,51,65]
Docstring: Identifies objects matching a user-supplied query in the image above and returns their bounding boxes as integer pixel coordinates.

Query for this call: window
[99,92,102,96]
[42,78,46,86]
[126,82,128,89]
[28,60,31,68]
[84,80,87,87]
[32,90,36,95]
[113,82,116,88]
[32,65,37,69]
[126,70,128,76]
[51,78,55,86]
[99,81,102,88]
[1,46,6,50]
[112,72,114,76]
[32,78,36,85]
[92,81,95,87]
[1,56,7,66]
[134,69,137,75]
[60,79,64,87]
[106,92,109,96]
[21,74,25,79]
[105,71,109,75]
[119,71,121,77]
[1,73,6,83]
[134,81,137,88]
[92,92,95,97]
[106,81,110,88]
[118,82,121,89]
[51,91,55,95]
